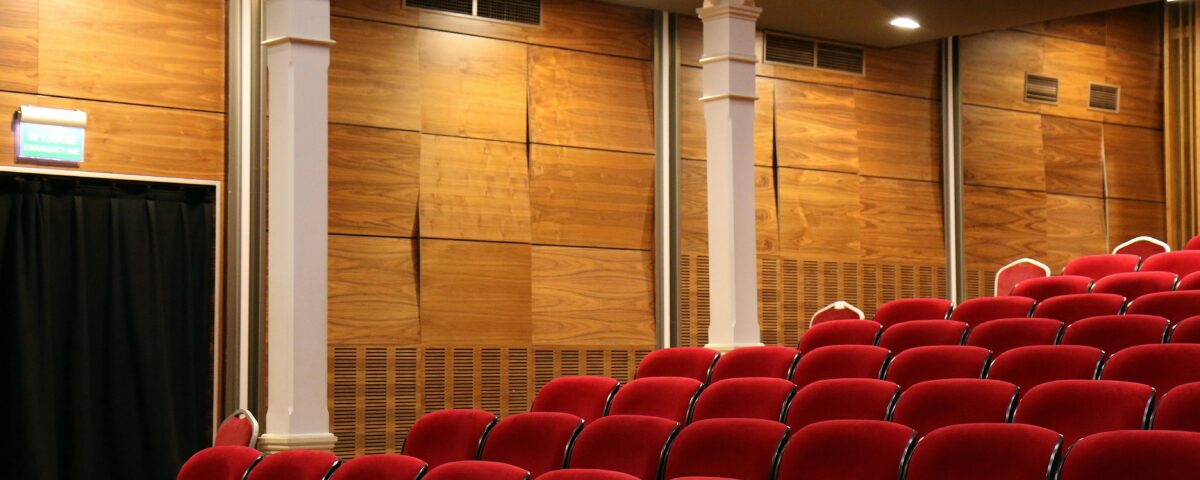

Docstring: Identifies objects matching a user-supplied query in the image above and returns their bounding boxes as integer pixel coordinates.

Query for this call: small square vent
[1089,83,1120,112]
[405,0,540,25]
[763,33,865,75]
[1024,73,1059,104]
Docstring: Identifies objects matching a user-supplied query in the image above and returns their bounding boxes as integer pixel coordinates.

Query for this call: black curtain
[0,173,215,480]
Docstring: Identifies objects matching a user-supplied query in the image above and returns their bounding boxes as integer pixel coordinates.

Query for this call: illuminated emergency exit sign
[15,105,87,163]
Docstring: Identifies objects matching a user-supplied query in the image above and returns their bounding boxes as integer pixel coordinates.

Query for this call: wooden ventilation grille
[816,43,865,74]
[1024,74,1059,104]
[1089,83,1120,112]
[763,33,865,75]
[477,0,540,25]
[405,0,472,15]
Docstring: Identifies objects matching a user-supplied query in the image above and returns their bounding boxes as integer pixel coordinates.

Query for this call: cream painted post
[258,0,337,453]
[698,0,763,352]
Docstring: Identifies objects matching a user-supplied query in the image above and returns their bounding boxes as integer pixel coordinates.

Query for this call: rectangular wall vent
[764,33,865,75]
[405,0,540,25]
[406,0,473,15]
[1024,73,1059,104]
[1089,83,1120,112]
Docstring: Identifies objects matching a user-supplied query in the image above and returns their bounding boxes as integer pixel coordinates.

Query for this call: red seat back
[480,412,584,478]
[784,379,900,431]
[775,420,914,480]
[539,470,638,480]
[708,346,799,382]
[950,296,1037,328]
[403,409,497,468]
[1063,254,1140,280]
[1154,381,1200,433]
[995,258,1051,297]
[1170,315,1200,343]
[1179,271,1200,291]
[884,346,991,391]
[1187,235,1200,251]
[1010,275,1093,302]
[890,378,1018,437]
[1091,271,1178,301]
[532,376,620,424]
[608,377,702,423]
[245,450,339,480]
[1031,293,1126,325]
[177,446,262,480]
[328,455,427,480]
[872,298,952,328]
[1101,343,1200,400]
[1060,430,1200,480]
[1127,290,1200,324]
[213,410,258,448]
[690,378,796,422]
[790,345,891,388]
[905,424,1062,480]
[636,347,720,383]
[424,461,530,480]
[797,320,881,352]
[1140,250,1200,277]
[1014,380,1154,446]
[1113,236,1170,259]
[663,419,789,480]
[966,318,1063,356]
[566,415,679,480]
[1062,314,1169,357]
[987,345,1103,399]
[877,320,968,354]
[809,301,865,327]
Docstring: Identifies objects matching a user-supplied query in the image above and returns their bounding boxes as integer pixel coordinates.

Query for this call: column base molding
[704,342,765,353]
[258,433,338,453]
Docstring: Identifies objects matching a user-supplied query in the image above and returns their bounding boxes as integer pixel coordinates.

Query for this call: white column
[698,0,762,352]
[258,0,337,453]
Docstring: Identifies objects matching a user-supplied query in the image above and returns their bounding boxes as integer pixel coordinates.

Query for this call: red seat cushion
[329,455,427,480]
[1179,271,1200,291]
[1060,430,1200,480]
[245,450,339,480]
[1091,271,1178,301]
[708,346,799,382]
[1154,381,1200,432]
[776,420,915,480]
[425,461,531,480]
[213,415,255,448]
[1171,315,1200,343]
[1140,250,1200,277]
[1063,254,1140,279]
[1010,275,1093,302]
[1127,290,1200,324]
[538,470,638,480]
[1101,343,1200,400]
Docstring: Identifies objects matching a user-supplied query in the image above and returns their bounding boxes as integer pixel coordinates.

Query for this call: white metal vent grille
[1089,83,1120,112]
[1024,74,1059,104]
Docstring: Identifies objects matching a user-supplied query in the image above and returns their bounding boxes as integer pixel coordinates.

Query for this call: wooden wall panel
[419,135,531,243]
[528,0,653,60]
[963,185,1048,269]
[756,167,781,256]
[1040,12,1107,45]
[418,30,527,143]
[1106,3,1163,55]
[960,30,1043,113]
[1045,194,1108,270]
[756,77,775,167]
[776,82,858,173]
[754,36,940,100]
[680,160,782,256]
[330,17,420,131]
[1042,116,1103,197]
[419,240,532,344]
[329,235,420,344]
[329,125,420,237]
[1105,125,1165,202]
[0,0,38,93]
[1105,48,1163,129]
[860,178,945,264]
[1108,199,1167,246]
[531,246,655,345]
[529,145,654,250]
[962,105,1045,190]
[529,47,654,154]
[777,168,862,260]
[1041,37,1106,121]
[856,91,941,182]
[38,0,225,112]
[679,69,774,166]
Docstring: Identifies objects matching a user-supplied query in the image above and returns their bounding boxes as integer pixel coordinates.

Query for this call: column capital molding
[262,35,336,47]
[697,2,762,22]
[704,342,766,353]
[258,433,339,453]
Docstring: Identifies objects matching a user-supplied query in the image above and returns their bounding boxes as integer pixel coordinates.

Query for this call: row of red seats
[995,239,1200,297]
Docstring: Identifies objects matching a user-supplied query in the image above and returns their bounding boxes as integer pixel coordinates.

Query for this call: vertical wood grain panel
[777,168,862,260]
[775,82,859,173]
[1106,3,1162,55]
[419,240,532,344]
[329,125,420,237]
[528,0,653,60]
[962,105,1045,190]
[1040,37,1106,121]
[1108,199,1167,246]
[963,185,1048,270]
[1045,194,1107,270]
[856,91,941,182]
[755,77,775,167]
[529,145,654,250]
[858,41,941,100]
[755,166,780,256]
[418,30,528,142]
[332,0,419,25]
[1105,124,1165,202]
[960,30,1043,113]
[419,135,531,243]
[1105,48,1163,129]
[531,246,655,345]
[679,160,781,256]
[329,235,420,344]
[679,69,774,166]
[330,17,420,130]
[0,0,38,93]
[1042,116,1103,197]
[860,178,945,264]
[1041,12,1108,45]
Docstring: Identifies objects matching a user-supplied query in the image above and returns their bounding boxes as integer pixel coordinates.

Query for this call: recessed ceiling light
[890,17,921,29]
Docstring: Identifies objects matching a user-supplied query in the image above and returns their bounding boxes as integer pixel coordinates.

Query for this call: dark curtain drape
[0,173,216,480]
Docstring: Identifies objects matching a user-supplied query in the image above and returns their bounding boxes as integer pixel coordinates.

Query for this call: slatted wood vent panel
[1089,83,1120,112]
[404,0,540,25]
[1024,73,1059,104]
[763,33,865,75]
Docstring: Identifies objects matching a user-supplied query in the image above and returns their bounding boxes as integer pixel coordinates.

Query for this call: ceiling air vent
[816,42,865,75]
[1024,73,1059,104]
[405,0,472,15]
[764,34,816,67]
[477,0,540,25]
[1089,83,1120,112]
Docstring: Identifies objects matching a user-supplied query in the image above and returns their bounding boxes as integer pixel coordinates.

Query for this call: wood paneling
[1041,12,1108,45]
[1041,37,1106,121]
[1105,48,1163,129]
[963,185,1048,269]
[529,145,654,250]
[332,0,419,26]
[419,239,532,344]
[776,82,858,173]
[755,36,940,100]
[532,246,655,345]
[755,77,775,167]
[962,105,1045,190]
[1105,124,1165,202]
[755,167,780,256]
[679,16,703,68]
[856,91,940,182]
[1042,116,1103,197]
[860,178,944,264]
[679,69,774,166]
[1106,3,1162,55]
[0,92,224,180]
[330,17,420,130]
[329,235,420,344]
[418,30,527,143]
[777,168,862,260]
[529,47,654,154]
[38,0,225,112]
[1108,199,1166,246]
[528,0,653,60]
[961,30,1044,113]
[419,135,531,243]
[0,0,37,93]
[680,160,781,256]
[329,125,420,237]
[1045,194,1107,270]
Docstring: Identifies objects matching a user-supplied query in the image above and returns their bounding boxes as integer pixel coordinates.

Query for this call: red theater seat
[608,377,702,423]
[884,345,991,391]
[1140,250,1200,277]
[707,346,799,382]
[987,345,1104,399]
[1010,275,1093,301]
[539,470,638,480]
[951,296,1037,327]
[784,379,900,430]
[213,409,259,448]
[1126,290,1200,324]
[790,345,891,388]
[690,377,796,422]
[1059,430,1200,480]
[403,409,497,468]
[1032,293,1126,325]
[328,455,427,480]
[177,446,263,480]
[905,424,1063,480]
[636,348,720,383]
[1170,315,1200,343]
[425,461,531,480]
[1014,380,1155,446]
[889,378,1018,437]
[797,320,882,352]
[480,412,584,478]
[244,450,339,480]
[1091,271,1178,301]
[1101,344,1200,400]
[877,320,968,354]
[775,420,915,480]
[663,418,789,480]
[994,258,1051,297]
[1188,235,1200,250]
[532,376,620,424]
[965,318,1064,356]
[1179,271,1200,290]
[1113,236,1171,259]
[564,415,679,480]
[808,300,865,327]
[1062,314,1169,356]
[1063,254,1141,279]
[873,298,953,328]
[1154,381,1200,432]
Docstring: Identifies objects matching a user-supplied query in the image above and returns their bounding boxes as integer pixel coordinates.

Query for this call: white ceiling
[602,0,1157,48]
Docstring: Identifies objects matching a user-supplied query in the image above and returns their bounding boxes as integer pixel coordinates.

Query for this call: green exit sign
[15,105,87,164]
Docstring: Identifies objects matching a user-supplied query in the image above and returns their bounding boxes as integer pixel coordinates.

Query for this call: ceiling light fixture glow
[890,17,921,29]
